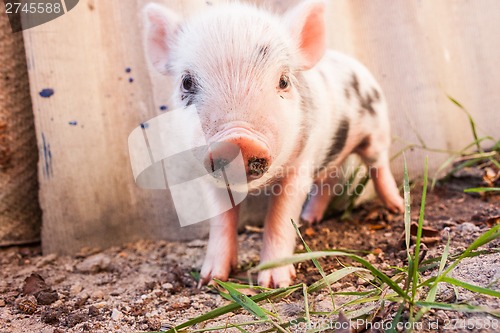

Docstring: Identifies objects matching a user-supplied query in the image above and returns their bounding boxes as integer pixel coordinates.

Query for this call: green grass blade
[250,251,410,301]
[419,248,500,272]
[416,301,500,317]
[464,187,500,193]
[488,156,500,169]
[332,290,376,296]
[256,318,307,333]
[493,139,500,151]
[161,284,301,333]
[402,154,416,298]
[188,320,268,333]
[411,157,428,302]
[338,292,400,310]
[437,233,451,276]
[234,326,252,333]
[440,277,500,297]
[292,219,335,308]
[219,281,273,292]
[344,304,379,319]
[215,280,268,320]
[415,232,451,321]
[307,267,369,293]
[403,154,412,259]
[385,303,405,333]
[292,219,328,279]
[448,95,482,152]
[302,283,310,327]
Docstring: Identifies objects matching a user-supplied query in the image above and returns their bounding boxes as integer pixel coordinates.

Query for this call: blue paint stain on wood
[68,121,78,126]
[140,123,149,129]
[125,67,132,73]
[160,105,168,111]
[41,133,53,178]
[128,77,134,83]
[39,88,54,98]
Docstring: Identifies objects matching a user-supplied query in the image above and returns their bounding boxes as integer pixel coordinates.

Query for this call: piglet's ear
[285,0,326,70]
[143,3,181,74]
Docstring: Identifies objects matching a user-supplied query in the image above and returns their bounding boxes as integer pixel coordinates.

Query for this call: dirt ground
[1,169,499,333]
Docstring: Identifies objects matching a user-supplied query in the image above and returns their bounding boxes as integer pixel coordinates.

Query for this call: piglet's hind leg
[357,137,403,213]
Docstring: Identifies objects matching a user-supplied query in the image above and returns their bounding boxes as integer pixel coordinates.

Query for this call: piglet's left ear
[285,0,326,70]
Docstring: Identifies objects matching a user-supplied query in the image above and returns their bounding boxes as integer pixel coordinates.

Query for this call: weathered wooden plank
[23,0,223,254]
[22,0,500,253]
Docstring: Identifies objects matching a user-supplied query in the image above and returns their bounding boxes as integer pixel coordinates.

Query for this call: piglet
[143,0,404,288]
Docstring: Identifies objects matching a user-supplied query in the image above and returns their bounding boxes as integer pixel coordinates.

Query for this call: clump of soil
[1,168,499,332]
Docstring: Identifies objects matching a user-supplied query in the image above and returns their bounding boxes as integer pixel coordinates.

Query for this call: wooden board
[23,0,221,254]
[23,0,500,253]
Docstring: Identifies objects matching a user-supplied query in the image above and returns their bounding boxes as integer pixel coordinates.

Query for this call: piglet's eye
[279,75,290,90]
[182,74,195,92]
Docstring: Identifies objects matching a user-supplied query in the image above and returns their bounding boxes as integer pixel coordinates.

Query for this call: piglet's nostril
[211,158,230,172]
[248,157,269,178]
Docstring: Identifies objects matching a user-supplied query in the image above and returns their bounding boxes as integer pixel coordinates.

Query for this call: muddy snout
[204,133,271,181]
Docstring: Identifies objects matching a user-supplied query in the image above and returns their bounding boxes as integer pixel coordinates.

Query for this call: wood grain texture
[23,0,221,254]
[22,0,500,253]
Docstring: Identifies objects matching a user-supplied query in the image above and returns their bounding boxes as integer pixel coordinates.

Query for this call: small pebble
[111,308,123,321]
[91,290,105,300]
[41,309,60,324]
[36,290,58,305]
[76,253,111,273]
[35,253,58,268]
[456,222,477,233]
[70,284,83,296]
[88,305,99,316]
[93,301,108,309]
[162,283,173,290]
[0,299,5,307]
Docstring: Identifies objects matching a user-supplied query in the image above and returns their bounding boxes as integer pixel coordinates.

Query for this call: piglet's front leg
[199,206,239,287]
[258,173,312,288]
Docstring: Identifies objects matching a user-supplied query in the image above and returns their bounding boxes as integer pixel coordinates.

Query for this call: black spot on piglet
[322,117,350,167]
[350,73,379,116]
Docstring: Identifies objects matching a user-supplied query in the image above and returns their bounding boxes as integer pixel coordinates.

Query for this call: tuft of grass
[148,99,499,332]
[149,156,500,333]
[432,96,500,190]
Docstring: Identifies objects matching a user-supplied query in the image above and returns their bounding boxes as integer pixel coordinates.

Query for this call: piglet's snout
[204,133,271,181]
